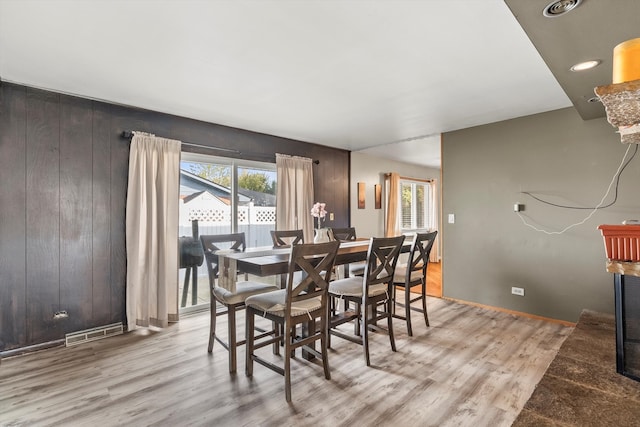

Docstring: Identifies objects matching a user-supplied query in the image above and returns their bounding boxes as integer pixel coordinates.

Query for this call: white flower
[311,202,327,228]
[310,202,327,218]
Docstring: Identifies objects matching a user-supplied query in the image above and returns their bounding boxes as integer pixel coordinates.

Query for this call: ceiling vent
[543,0,582,17]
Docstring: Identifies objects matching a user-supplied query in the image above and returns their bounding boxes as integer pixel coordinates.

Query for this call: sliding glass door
[178,152,276,312]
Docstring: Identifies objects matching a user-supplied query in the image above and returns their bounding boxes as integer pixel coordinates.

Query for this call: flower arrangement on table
[310,202,331,242]
[310,202,327,229]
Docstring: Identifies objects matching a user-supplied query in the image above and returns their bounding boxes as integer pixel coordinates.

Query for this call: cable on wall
[522,144,638,210]
[516,143,634,235]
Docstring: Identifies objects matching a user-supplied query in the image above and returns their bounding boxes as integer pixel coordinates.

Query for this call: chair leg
[181,267,191,308]
[327,303,333,349]
[330,295,337,316]
[291,325,297,359]
[362,303,371,366]
[302,319,316,360]
[208,297,217,353]
[284,320,292,403]
[321,314,331,380]
[405,284,413,337]
[245,307,255,377]
[391,285,397,316]
[355,301,361,336]
[387,299,396,352]
[422,281,429,327]
[228,304,237,373]
[272,321,280,355]
[191,266,198,306]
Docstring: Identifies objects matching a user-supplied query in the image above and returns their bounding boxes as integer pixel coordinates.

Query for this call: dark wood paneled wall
[0,83,350,352]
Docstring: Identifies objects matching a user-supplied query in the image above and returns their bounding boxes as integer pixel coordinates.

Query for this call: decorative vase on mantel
[314,227,332,243]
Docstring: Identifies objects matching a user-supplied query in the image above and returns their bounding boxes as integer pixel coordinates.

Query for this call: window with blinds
[400,180,432,231]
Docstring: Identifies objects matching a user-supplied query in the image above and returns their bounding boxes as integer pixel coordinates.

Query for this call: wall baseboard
[443,297,576,327]
[0,339,65,361]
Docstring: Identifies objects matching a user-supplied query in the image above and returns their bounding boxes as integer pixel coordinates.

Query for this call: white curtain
[385,173,400,237]
[125,132,181,331]
[429,179,439,262]
[275,154,314,242]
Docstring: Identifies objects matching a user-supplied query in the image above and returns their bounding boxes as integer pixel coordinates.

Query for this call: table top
[215,238,408,277]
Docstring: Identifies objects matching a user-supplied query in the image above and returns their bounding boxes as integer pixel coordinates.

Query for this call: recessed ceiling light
[543,0,582,17]
[570,60,601,72]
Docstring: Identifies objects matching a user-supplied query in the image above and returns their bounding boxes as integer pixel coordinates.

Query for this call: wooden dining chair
[391,231,438,336]
[328,235,405,366]
[245,240,340,402]
[330,227,356,241]
[330,226,365,277]
[200,233,278,373]
[270,229,304,247]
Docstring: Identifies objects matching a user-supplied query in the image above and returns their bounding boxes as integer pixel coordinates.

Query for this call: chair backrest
[200,233,246,288]
[271,229,304,247]
[404,231,438,286]
[364,236,405,289]
[285,241,340,311]
[330,227,356,241]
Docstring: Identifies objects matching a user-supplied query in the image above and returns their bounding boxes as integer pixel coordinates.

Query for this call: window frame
[398,178,433,233]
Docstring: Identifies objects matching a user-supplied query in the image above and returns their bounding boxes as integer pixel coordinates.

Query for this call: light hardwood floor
[425,261,442,296]
[0,295,570,427]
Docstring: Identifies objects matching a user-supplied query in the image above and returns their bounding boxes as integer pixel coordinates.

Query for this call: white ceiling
[0,0,573,168]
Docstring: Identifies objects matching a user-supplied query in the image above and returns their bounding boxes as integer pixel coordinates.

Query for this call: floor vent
[65,323,124,347]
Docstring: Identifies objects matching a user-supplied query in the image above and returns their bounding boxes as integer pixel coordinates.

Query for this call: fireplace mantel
[606,260,640,277]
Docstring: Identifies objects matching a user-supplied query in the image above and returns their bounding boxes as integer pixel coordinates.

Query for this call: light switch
[448,214,455,224]
[329,212,334,221]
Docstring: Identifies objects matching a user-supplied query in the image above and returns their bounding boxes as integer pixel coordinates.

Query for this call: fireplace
[614,274,640,382]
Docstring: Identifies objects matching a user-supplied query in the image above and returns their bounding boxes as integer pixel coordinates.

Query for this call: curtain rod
[384,173,432,183]
[121,131,239,153]
[121,131,319,164]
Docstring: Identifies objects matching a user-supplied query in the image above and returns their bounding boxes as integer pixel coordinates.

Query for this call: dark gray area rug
[513,310,640,426]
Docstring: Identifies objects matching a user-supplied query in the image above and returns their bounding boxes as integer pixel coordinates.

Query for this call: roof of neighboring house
[182,190,203,204]
[240,188,276,207]
[182,190,231,207]
[180,169,233,194]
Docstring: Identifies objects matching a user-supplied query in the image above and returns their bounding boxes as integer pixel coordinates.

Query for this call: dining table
[213,237,411,360]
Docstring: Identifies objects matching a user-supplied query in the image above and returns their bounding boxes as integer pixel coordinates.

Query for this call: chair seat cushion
[245,289,322,317]
[328,277,387,297]
[213,281,278,305]
[393,266,423,285]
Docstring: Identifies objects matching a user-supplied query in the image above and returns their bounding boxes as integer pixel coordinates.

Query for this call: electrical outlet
[53,310,69,319]
[511,287,525,296]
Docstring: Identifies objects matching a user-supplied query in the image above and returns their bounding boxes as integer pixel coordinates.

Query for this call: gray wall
[442,107,640,322]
